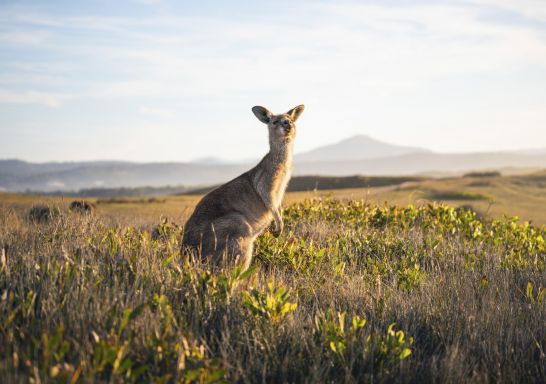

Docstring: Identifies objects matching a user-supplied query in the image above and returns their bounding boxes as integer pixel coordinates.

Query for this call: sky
[1,0,546,163]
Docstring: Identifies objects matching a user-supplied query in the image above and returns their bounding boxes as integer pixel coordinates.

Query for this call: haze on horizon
[1,0,546,163]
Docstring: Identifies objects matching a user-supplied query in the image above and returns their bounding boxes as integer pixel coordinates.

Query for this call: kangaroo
[181,104,304,270]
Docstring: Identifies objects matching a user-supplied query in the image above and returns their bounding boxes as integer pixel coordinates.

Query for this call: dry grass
[0,195,545,383]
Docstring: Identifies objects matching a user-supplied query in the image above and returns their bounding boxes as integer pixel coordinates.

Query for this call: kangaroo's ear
[287,104,305,122]
[252,106,272,124]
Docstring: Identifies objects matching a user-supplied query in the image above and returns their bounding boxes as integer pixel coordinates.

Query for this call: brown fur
[181,104,305,269]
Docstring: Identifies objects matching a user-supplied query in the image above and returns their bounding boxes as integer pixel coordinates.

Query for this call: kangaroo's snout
[278,118,294,137]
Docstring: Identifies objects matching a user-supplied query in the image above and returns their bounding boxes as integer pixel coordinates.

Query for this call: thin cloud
[139,106,175,118]
[0,30,52,45]
[0,90,66,107]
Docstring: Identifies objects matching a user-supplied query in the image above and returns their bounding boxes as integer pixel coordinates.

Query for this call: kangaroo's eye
[283,120,290,127]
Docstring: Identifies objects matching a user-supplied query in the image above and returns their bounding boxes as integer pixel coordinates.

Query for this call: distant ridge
[0,160,248,193]
[295,135,430,162]
[294,152,546,177]
[189,157,226,165]
[1,135,546,193]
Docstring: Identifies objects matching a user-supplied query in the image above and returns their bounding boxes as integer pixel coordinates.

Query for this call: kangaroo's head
[252,105,305,147]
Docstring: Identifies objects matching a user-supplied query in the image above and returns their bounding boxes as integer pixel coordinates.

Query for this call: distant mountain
[0,160,248,192]
[189,157,226,165]
[1,136,546,193]
[294,152,546,176]
[512,148,546,156]
[295,135,430,162]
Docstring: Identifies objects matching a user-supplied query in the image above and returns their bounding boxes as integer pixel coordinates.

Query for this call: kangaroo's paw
[270,222,283,238]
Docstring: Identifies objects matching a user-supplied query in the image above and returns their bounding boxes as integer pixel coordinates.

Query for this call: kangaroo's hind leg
[209,213,255,269]
[226,234,256,271]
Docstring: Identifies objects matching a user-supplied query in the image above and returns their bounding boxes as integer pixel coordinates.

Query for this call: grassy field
[2,170,545,226]
[0,172,545,382]
[287,170,546,227]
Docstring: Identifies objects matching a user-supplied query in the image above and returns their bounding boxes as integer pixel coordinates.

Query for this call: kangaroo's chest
[251,149,293,209]
[272,164,292,207]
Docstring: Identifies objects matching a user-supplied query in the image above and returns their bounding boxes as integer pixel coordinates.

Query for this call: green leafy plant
[177,337,226,384]
[377,323,413,361]
[91,303,148,380]
[525,282,546,304]
[314,309,367,361]
[241,281,297,323]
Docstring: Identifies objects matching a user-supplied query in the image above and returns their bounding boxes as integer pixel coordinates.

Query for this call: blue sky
[1,0,546,162]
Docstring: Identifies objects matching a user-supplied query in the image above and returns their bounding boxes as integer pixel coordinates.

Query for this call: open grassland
[1,192,545,382]
[288,170,546,226]
[1,170,545,226]
[183,171,546,226]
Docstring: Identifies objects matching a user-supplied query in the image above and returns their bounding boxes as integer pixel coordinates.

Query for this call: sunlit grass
[0,197,545,382]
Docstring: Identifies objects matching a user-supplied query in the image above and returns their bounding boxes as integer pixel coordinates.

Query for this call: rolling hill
[295,152,546,177]
[1,136,545,192]
[295,135,430,162]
